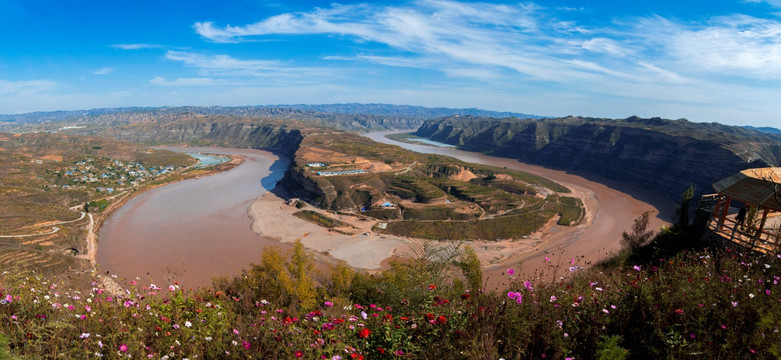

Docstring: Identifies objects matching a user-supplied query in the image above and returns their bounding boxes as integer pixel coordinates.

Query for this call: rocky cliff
[415,116,781,198]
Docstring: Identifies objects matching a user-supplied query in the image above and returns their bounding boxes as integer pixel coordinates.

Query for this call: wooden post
[753,208,771,249]
[718,196,732,231]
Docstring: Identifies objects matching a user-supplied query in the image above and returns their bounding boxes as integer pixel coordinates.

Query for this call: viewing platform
[702,167,781,254]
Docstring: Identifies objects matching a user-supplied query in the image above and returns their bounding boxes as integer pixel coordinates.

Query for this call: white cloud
[150,77,215,86]
[93,67,115,75]
[0,79,57,95]
[111,43,164,50]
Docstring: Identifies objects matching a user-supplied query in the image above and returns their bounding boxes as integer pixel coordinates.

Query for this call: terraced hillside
[281,132,582,240]
[0,132,195,274]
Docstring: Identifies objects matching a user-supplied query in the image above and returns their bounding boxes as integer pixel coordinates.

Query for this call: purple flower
[507,269,515,275]
[633,265,641,271]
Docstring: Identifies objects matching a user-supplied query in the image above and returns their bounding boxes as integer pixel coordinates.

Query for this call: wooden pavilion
[704,167,781,253]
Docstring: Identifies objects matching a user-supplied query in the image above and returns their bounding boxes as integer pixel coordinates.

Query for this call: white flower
[749,293,755,298]
[185,321,192,328]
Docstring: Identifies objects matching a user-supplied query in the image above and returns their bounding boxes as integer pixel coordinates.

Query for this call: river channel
[98,134,673,288]
[97,147,289,287]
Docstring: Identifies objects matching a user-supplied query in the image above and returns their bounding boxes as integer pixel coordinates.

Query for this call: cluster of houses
[52,158,178,192]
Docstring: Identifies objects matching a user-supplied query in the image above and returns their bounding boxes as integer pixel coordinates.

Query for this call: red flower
[295,350,304,358]
[461,293,471,300]
[437,315,447,325]
[350,354,364,360]
[675,309,684,315]
[357,328,371,339]
[425,313,435,321]
[383,314,393,322]
[428,284,436,290]
[377,347,386,354]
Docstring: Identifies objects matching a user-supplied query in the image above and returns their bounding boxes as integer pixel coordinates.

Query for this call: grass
[293,210,350,229]
[378,211,555,240]
[558,196,584,226]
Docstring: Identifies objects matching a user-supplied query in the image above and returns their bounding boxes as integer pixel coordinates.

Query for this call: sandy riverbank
[249,188,408,270]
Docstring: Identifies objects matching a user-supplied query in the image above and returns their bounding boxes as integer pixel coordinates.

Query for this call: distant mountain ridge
[415,115,781,199]
[0,104,541,131]
[742,125,781,135]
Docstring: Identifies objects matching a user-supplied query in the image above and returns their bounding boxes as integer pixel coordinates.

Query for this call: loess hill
[0,132,194,274]
[280,132,583,240]
[415,115,781,198]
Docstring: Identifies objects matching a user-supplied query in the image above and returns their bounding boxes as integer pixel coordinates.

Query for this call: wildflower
[358,328,371,338]
[437,315,447,325]
[242,341,251,349]
[119,344,128,352]
[515,294,523,304]
[360,311,367,320]
[507,269,515,275]
[324,301,333,307]
[633,265,641,271]
[80,333,90,339]
[674,309,683,315]
[233,329,240,335]
[602,309,610,314]
[524,281,533,291]
[507,291,517,299]
[749,293,755,299]
[731,301,738,307]
[205,336,212,341]
[549,296,557,303]
[168,285,176,292]
[544,256,550,262]
[428,284,436,290]
[332,356,343,360]
[295,350,304,358]
[185,321,192,328]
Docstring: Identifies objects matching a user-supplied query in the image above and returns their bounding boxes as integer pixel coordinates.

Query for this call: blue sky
[2,0,781,126]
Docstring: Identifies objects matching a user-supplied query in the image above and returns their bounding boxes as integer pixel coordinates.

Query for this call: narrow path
[0,211,86,238]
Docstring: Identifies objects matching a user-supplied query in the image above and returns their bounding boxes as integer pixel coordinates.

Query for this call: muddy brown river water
[97,147,289,288]
[98,134,674,289]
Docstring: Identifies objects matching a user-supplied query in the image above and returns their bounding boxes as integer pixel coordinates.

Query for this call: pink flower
[507,291,516,299]
[233,329,240,335]
[507,269,515,275]
[633,265,641,271]
[515,294,523,304]
[324,301,333,307]
[242,341,251,349]
[119,344,128,352]
[544,256,550,262]
[168,285,176,292]
[524,281,533,291]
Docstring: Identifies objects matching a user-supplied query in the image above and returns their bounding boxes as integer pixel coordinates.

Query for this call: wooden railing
[705,212,780,254]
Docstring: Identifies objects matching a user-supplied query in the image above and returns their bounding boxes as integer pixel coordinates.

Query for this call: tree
[457,246,483,291]
[674,183,695,229]
[621,211,656,252]
[288,239,317,311]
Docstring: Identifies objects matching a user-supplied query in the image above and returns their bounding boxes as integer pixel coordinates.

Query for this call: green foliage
[381,212,554,240]
[85,199,109,213]
[292,210,349,229]
[596,335,629,360]
[0,245,780,359]
[674,183,695,229]
[288,240,317,311]
[457,246,482,291]
[620,211,655,253]
[558,196,584,226]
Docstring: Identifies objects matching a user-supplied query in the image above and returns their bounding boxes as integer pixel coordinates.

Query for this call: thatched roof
[713,167,781,211]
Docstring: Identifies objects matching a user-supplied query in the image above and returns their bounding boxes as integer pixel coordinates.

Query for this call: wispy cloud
[150,77,215,86]
[163,51,337,83]
[92,67,115,75]
[193,1,781,88]
[0,79,57,95]
[111,43,164,50]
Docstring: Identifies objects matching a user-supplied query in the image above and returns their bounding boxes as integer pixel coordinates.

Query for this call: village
[44,157,182,194]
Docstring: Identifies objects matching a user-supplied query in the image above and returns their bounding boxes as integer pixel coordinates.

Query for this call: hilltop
[414,115,781,199]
